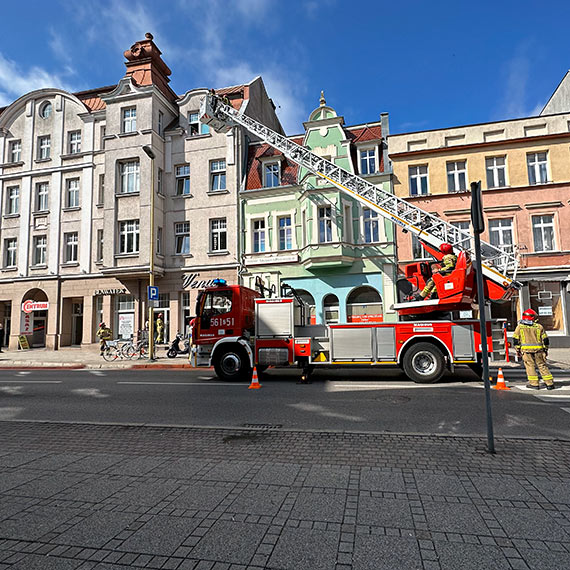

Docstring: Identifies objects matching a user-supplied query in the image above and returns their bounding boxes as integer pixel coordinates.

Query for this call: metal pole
[143,146,156,361]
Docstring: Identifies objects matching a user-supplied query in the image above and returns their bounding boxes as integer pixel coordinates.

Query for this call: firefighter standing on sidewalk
[513,309,555,390]
[96,322,112,355]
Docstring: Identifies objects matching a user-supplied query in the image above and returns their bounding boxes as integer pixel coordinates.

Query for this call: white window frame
[98,174,105,205]
[527,152,549,185]
[9,140,21,163]
[156,226,163,255]
[409,165,428,196]
[122,107,137,133]
[359,148,376,175]
[119,160,140,194]
[6,186,19,215]
[363,207,380,243]
[33,235,47,266]
[68,131,81,154]
[278,215,292,250]
[64,232,79,263]
[36,182,49,212]
[489,218,514,251]
[175,164,190,196]
[118,220,140,254]
[157,168,163,195]
[318,205,333,243]
[253,219,266,253]
[210,159,226,192]
[38,136,51,160]
[210,218,227,252]
[447,160,467,193]
[175,221,190,255]
[485,156,506,189]
[66,178,80,208]
[39,101,52,119]
[263,162,280,187]
[96,229,104,262]
[4,238,17,267]
[188,111,209,136]
[532,214,556,252]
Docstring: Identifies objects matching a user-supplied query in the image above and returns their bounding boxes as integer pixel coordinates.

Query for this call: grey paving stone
[492,506,570,541]
[190,520,266,565]
[229,488,288,516]
[360,469,406,493]
[0,469,42,493]
[357,496,414,528]
[120,515,201,556]
[0,506,81,540]
[114,480,180,506]
[53,511,139,548]
[267,527,339,570]
[518,547,570,570]
[152,457,211,479]
[435,541,510,570]
[9,554,82,569]
[304,465,350,488]
[0,451,46,468]
[424,502,488,534]
[530,477,570,504]
[470,475,533,501]
[92,565,132,570]
[104,456,166,476]
[177,484,232,510]
[255,463,301,486]
[203,461,255,482]
[352,534,422,570]
[8,471,86,498]
[0,498,31,521]
[63,454,126,473]
[290,491,346,523]
[56,475,135,503]
[415,473,468,497]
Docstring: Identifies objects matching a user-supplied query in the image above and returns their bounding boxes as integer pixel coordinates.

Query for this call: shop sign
[347,314,384,323]
[22,300,49,313]
[20,311,33,334]
[118,313,135,339]
[182,273,219,290]
[18,335,30,350]
[538,306,553,316]
[93,288,127,296]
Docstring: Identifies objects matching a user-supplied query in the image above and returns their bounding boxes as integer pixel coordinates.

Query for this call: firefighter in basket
[513,309,555,390]
[411,243,457,301]
[156,313,165,344]
[96,322,112,355]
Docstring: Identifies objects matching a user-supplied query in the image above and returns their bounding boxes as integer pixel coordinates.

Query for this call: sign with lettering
[22,300,49,313]
[93,288,127,296]
[182,273,220,290]
[20,310,33,335]
[18,335,30,350]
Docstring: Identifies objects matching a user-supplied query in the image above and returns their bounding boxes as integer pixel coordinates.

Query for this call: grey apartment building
[0,33,282,349]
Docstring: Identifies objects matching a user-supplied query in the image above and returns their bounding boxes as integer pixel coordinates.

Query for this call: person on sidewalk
[513,309,555,390]
[96,322,112,355]
[411,243,457,301]
[156,313,165,344]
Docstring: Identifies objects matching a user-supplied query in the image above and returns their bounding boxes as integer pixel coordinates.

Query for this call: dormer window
[188,112,209,136]
[360,149,376,175]
[39,101,52,119]
[264,162,280,187]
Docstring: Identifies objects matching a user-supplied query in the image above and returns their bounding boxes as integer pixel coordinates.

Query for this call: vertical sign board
[20,311,33,335]
[118,313,135,339]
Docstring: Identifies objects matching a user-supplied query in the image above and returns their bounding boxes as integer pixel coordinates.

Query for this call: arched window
[296,289,316,325]
[346,286,383,323]
[323,293,339,324]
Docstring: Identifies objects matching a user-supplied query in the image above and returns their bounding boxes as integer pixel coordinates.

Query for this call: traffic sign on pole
[147,285,159,300]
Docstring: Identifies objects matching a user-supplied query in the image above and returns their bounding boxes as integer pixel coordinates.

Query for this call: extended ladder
[200,94,519,296]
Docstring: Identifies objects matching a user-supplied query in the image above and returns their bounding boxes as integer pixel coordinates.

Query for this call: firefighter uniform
[421,253,457,299]
[513,321,553,388]
[96,325,112,354]
[156,316,165,344]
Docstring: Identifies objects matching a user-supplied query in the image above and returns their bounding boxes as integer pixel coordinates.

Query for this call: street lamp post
[142,145,156,361]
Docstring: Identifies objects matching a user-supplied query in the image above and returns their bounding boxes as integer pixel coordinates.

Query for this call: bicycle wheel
[102,347,119,361]
[122,342,137,359]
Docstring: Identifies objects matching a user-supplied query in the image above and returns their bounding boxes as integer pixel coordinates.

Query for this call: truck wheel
[214,346,251,382]
[402,342,445,384]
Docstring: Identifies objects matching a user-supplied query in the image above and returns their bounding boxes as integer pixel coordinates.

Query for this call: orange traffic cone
[248,366,261,390]
[493,367,510,390]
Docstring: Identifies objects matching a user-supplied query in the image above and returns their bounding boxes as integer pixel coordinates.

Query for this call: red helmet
[99,322,106,327]
[440,243,453,254]
[523,309,538,319]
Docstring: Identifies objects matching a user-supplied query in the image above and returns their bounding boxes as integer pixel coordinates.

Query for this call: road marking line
[17,371,31,376]
[562,408,570,415]
[326,382,474,392]
[0,380,62,384]
[117,381,247,386]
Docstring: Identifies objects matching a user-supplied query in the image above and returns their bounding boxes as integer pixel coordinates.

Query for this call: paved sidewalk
[0,421,569,569]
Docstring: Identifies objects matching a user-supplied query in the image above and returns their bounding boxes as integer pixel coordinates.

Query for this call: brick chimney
[123,33,177,102]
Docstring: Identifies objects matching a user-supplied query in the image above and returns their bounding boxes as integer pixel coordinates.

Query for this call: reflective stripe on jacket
[438,254,457,274]
[513,323,548,352]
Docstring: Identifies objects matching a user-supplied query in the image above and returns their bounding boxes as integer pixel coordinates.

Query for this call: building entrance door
[31,313,47,347]
[153,308,170,343]
[72,302,83,345]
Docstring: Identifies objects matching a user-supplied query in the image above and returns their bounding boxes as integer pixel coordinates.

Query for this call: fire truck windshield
[202,290,233,316]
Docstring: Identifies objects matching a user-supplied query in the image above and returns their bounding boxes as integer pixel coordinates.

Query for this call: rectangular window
[318,206,333,243]
[119,220,140,254]
[158,111,164,136]
[99,125,106,150]
[122,107,136,133]
[278,216,292,250]
[409,165,428,196]
[157,168,163,195]
[36,182,49,211]
[210,218,227,252]
[68,131,81,154]
[363,208,379,243]
[66,178,80,208]
[188,111,209,136]
[412,235,424,259]
[532,214,555,252]
[156,226,163,255]
[38,136,51,160]
[360,149,376,175]
[9,140,21,163]
[175,164,190,195]
[264,162,280,187]
[485,156,506,188]
[447,160,467,193]
[175,221,190,254]
[253,219,266,253]
[33,235,47,265]
[210,159,226,192]
[6,186,19,215]
[4,238,17,267]
[96,229,104,262]
[64,232,78,263]
[98,174,105,205]
[527,152,548,185]
[120,160,140,194]
[489,218,514,250]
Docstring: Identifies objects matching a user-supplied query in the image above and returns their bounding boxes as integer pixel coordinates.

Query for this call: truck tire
[214,346,251,382]
[402,342,445,384]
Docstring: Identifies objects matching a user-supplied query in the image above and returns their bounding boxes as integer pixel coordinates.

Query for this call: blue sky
[1,0,569,135]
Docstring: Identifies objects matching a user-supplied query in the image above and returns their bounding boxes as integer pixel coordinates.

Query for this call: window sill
[95,260,103,265]
[61,262,79,267]
[33,210,49,216]
[0,161,24,168]
[30,264,47,270]
[115,192,140,197]
[61,152,88,160]
[409,193,430,197]
[185,133,211,141]
[172,193,193,199]
[486,185,510,190]
[34,158,52,164]
[1,267,18,272]
[118,131,139,138]
[96,203,104,208]
[174,253,193,258]
[3,213,20,219]
[208,250,230,256]
[115,253,139,258]
[207,189,229,196]
[62,207,81,212]
[529,181,553,186]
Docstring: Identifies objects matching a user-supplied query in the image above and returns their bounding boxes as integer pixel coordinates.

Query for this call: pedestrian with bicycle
[96,322,112,355]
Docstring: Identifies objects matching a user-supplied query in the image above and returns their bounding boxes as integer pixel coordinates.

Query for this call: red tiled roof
[213,84,248,111]
[245,141,301,190]
[74,85,116,112]
[347,124,383,143]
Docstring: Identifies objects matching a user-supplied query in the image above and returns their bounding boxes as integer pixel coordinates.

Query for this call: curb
[0,364,86,370]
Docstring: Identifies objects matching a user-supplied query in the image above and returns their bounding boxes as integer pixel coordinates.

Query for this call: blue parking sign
[147,286,159,300]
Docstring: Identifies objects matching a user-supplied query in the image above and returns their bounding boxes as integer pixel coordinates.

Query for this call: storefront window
[296,290,316,324]
[491,290,520,332]
[529,281,564,332]
[323,294,339,324]
[347,286,383,323]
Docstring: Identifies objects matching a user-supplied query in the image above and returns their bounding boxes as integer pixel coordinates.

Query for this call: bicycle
[121,337,149,359]
[101,340,126,361]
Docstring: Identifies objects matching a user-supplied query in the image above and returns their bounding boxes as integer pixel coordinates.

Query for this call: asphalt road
[0,367,569,438]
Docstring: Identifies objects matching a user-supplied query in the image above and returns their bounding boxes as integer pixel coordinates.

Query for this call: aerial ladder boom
[200,94,519,301]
